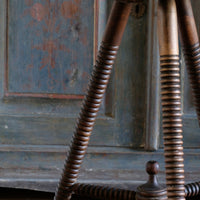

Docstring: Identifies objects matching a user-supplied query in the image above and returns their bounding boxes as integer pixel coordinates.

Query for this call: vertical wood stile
[157,0,185,199]
[145,0,160,151]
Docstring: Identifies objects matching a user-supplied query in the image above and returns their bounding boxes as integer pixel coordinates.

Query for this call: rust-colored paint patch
[30,3,46,21]
[61,0,81,19]
[33,40,67,71]
[25,0,34,6]
[80,27,88,46]
[6,0,97,98]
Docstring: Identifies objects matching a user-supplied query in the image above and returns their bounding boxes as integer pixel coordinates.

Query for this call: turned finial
[136,161,167,200]
[146,160,159,175]
[146,160,159,186]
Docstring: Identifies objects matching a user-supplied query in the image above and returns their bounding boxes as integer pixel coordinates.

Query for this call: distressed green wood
[7,0,94,96]
[145,0,160,151]
[0,0,154,191]
[0,147,199,192]
[2,0,200,192]
[0,0,150,149]
[0,116,116,146]
[112,0,149,147]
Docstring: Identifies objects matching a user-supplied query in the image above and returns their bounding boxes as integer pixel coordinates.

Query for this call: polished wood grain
[157,0,179,55]
[176,0,198,46]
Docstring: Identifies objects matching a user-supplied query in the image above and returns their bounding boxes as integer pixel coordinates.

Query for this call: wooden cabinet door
[3,0,200,192]
[0,0,153,192]
[5,0,200,192]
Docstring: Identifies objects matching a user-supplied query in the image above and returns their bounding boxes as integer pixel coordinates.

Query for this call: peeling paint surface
[7,0,94,96]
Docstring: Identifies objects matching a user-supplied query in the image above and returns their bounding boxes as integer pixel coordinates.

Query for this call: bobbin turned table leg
[54,1,133,200]
[175,0,200,126]
[175,1,200,196]
[157,0,185,200]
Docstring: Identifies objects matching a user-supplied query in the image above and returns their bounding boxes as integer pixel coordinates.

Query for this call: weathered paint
[6,0,95,98]
[0,147,199,192]
[4,92,84,99]
[0,0,150,181]
[0,0,150,149]
[3,0,200,193]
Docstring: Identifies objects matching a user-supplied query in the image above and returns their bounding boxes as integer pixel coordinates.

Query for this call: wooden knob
[146,160,159,176]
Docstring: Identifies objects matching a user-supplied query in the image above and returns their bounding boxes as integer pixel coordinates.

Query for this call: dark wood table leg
[54,1,133,199]
[157,0,185,200]
[185,182,200,198]
[73,183,136,200]
[176,0,200,125]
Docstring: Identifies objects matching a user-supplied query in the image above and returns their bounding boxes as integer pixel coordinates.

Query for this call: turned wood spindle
[158,0,185,199]
[175,0,200,126]
[73,183,136,200]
